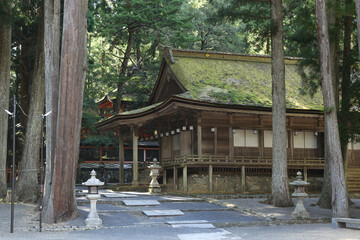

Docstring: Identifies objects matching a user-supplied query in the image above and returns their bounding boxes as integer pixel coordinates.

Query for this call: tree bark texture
[0,23,11,198]
[42,0,60,221]
[317,146,332,209]
[340,10,352,169]
[15,6,45,203]
[45,0,88,223]
[356,0,360,57]
[317,1,338,209]
[270,0,292,207]
[315,0,349,218]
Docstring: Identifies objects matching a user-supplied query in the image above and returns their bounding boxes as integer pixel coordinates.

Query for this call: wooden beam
[197,125,202,155]
[214,127,218,155]
[208,164,213,192]
[132,128,139,186]
[183,165,188,192]
[229,127,234,158]
[241,166,246,193]
[119,132,124,184]
[173,166,178,190]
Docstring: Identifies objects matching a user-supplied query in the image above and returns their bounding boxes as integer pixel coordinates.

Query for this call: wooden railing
[162,155,325,168]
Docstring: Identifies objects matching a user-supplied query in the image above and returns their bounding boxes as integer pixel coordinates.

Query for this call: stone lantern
[148,158,161,193]
[289,171,310,219]
[82,170,104,228]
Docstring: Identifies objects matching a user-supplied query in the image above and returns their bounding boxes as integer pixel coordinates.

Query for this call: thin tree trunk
[43,0,60,221]
[15,4,45,203]
[271,0,292,207]
[315,0,349,218]
[45,0,88,223]
[355,0,360,57]
[317,0,339,209]
[114,27,134,113]
[340,9,352,168]
[0,22,12,198]
[317,146,332,208]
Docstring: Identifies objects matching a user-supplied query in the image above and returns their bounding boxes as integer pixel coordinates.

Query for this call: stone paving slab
[171,223,216,229]
[160,196,202,202]
[123,200,161,206]
[143,210,184,217]
[102,194,138,198]
[167,220,210,225]
[172,210,261,223]
[177,229,242,240]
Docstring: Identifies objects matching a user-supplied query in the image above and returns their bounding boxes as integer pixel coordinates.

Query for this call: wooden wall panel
[348,150,360,167]
[202,127,214,155]
[161,136,172,159]
[234,147,260,156]
[180,131,192,155]
[217,127,229,155]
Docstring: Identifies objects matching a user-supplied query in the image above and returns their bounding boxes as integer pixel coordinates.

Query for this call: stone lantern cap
[289,171,310,187]
[82,169,104,186]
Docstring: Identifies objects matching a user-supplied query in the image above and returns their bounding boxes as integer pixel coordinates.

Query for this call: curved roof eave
[95,96,324,132]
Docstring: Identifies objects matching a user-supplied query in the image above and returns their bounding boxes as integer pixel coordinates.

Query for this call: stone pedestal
[85,194,102,228]
[291,192,310,219]
[148,159,161,194]
[290,171,310,219]
[82,170,104,228]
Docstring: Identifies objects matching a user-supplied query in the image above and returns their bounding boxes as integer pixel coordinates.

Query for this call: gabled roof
[148,48,323,110]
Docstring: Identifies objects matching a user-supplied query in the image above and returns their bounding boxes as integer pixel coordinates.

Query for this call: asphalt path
[1,190,359,240]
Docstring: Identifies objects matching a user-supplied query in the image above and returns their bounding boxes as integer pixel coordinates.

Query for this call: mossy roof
[167,49,323,110]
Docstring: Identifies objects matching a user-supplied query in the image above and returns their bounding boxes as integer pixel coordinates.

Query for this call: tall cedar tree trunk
[15,5,45,203]
[356,0,360,57]
[270,0,293,207]
[317,4,339,209]
[0,21,11,198]
[114,27,134,113]
[315,0,349,217]
[44,0,88,223]
[43,0,60,220]
[340,9,352,170]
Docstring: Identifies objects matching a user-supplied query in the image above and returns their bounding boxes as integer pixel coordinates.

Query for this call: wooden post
[241,166,246,193]
[303,167,308,182]
[132,128,139,186]
[163,168,167,184]
[229,127,234,159]
[213,127,217,155]
[173,166,178,190]
[119,134,124,184]
[183,165,188,192]
[208,164,213,192]
[197,125,202,155]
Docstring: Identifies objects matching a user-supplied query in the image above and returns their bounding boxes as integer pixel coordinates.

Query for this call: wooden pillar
[119,134,124,184]
[163,168,167,184]
[229,127,234,158]
[197,125,202,155]
[303,167,308,182]
[173,166,178,190]
[241,166,246,193]
[132,128,139,186]
[213,127,218,155]
[183,165,188,192]
[290,130,294,160]
[208,164,213,192]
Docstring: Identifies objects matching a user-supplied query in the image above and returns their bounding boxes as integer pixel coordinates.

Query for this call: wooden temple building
[95,48,360,193]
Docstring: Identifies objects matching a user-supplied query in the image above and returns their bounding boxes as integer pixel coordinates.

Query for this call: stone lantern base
[291,194,309,219]
[85,194,102,228]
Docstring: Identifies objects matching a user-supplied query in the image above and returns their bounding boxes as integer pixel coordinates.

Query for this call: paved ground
[1,189,360,240]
